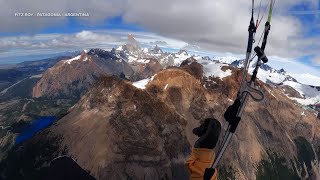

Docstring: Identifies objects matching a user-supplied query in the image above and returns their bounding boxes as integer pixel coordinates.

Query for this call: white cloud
[121,0,319,59]
[1,0,319,59]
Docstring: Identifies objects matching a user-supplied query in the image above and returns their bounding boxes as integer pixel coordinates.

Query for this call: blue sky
[0,16,143,37]
[0,0,319,84]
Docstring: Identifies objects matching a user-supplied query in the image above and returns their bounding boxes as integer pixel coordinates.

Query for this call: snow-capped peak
[148,45,163,54]
[64,55,81,64]
[143,48,148,53]
[116,46,123,51]
[229,59,295,85]
[220,57,320,106]
[202,56,212,61]
[63,50,90,64]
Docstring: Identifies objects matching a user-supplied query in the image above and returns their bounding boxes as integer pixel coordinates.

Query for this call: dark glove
[193,118,221,149]
[224,99,241,133]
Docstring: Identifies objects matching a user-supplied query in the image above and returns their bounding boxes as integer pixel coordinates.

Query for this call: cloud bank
[0,0,320,67]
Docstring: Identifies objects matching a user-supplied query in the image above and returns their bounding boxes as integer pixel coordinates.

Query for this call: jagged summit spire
[127,33,139,46]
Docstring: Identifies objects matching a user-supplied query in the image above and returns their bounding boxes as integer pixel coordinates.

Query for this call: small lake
[15,116,56,145]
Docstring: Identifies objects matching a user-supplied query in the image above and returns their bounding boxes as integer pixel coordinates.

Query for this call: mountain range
[0,34,319,180]
[30,35,320,110]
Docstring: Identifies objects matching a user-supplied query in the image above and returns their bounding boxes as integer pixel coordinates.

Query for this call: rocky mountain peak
[32,48,134,98]
[127,33,139,46]
[260,63,273,72]
[79,50,88,61]
[230,59,245,68]
[284,75,298,82]
[202,56,211,61]
[277,68,286,74]
[180,57,197,66]
[148,45,163,54]
[87,48,113,59]
[122,44,140,55]
[44,68,207,179]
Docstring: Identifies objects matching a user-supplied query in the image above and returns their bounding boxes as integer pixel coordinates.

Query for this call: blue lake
[15,116,56,145]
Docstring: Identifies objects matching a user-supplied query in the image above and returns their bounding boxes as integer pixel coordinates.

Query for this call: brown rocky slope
[47,62,320,179]
[49,67,211,179]
[32,49,134,98]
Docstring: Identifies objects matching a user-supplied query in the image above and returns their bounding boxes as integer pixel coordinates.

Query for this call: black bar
[251,68,258,82]
[246,17,256,53]
[261,21,270,51]
[204,168,215,180]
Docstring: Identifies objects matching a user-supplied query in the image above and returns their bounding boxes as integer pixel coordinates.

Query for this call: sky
[0,0,319,84]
